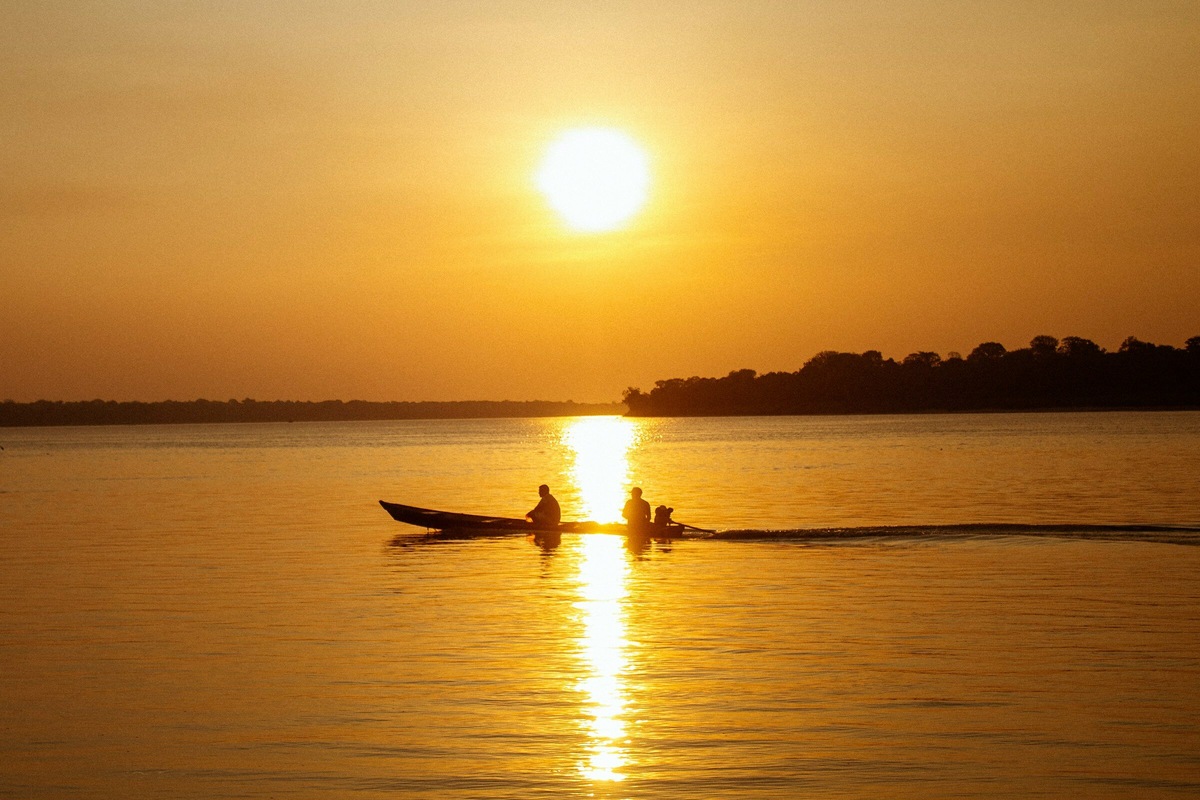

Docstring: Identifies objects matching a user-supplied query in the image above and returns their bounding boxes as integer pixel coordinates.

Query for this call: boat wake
[706,523,1200,546]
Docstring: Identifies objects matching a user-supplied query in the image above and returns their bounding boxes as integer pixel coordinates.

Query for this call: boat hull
[378,500,684,537]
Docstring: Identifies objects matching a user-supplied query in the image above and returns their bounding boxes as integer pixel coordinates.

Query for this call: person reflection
[623,532,650,557]
[532,530,562,552]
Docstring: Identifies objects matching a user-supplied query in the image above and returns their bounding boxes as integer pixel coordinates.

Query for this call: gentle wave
[709,523,1200,545]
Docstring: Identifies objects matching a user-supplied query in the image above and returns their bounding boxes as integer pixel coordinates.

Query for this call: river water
[2,412,1199,797]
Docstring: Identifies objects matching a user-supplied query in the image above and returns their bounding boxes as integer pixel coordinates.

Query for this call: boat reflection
[563,417,638,782]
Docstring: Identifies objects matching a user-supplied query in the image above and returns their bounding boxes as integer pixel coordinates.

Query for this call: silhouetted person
[622,487,651,530]
[654,505,674,526]
[526,484,561,529]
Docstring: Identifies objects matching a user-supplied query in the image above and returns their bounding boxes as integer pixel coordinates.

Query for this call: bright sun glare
[536,128,650,233]
[563,417,637,523]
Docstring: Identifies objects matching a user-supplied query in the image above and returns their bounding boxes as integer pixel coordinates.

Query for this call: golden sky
[3,1,1197,402]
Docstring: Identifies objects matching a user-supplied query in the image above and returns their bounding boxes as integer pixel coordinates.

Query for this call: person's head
[538,484,550,497]
[630,487,642,498]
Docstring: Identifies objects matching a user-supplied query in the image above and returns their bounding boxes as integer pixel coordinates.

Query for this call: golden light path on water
[562,417,638,782]
[575,537,631,782]
[562,416,638,524]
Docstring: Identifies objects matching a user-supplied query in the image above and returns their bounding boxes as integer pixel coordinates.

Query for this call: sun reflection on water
[563,417,638,782]
[563,416,637,524]
[575,535,631,782]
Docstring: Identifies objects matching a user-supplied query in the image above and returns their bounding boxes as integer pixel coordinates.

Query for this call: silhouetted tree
[1030,336,1059,358]
[862,350,885,367]
[968,342,1007,362]
[617,335,1199,417]
[1058,336,1104,358]
[1118,336,1165,355]
[622,387,648,415]
[903,351,942,368]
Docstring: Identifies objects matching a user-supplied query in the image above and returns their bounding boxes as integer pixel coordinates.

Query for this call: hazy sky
[3,1,1197,402]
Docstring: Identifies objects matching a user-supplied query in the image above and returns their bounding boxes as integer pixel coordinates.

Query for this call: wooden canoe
[378,500,685,536]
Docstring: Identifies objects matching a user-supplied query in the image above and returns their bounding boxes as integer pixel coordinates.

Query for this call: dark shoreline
[6,336,1197,427]
[0,399,623,428]
[2,401,1197,429]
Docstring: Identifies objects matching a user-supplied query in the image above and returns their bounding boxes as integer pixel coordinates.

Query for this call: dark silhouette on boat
[379,500,699,537]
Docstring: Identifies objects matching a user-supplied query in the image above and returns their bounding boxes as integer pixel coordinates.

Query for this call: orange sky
[3,2,1197,402]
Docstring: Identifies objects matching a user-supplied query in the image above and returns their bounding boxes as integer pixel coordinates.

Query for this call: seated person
[653,505,674,526]
[622,487,651,529]
[526,484,561,528]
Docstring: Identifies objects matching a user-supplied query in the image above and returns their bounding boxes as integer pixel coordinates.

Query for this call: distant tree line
[623,336,1200,416]
[0,398,622,428]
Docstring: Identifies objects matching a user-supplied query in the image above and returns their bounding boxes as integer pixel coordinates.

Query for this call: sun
[535,128,650,233]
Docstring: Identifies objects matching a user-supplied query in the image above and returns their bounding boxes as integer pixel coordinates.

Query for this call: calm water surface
[2,412,1199,797]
